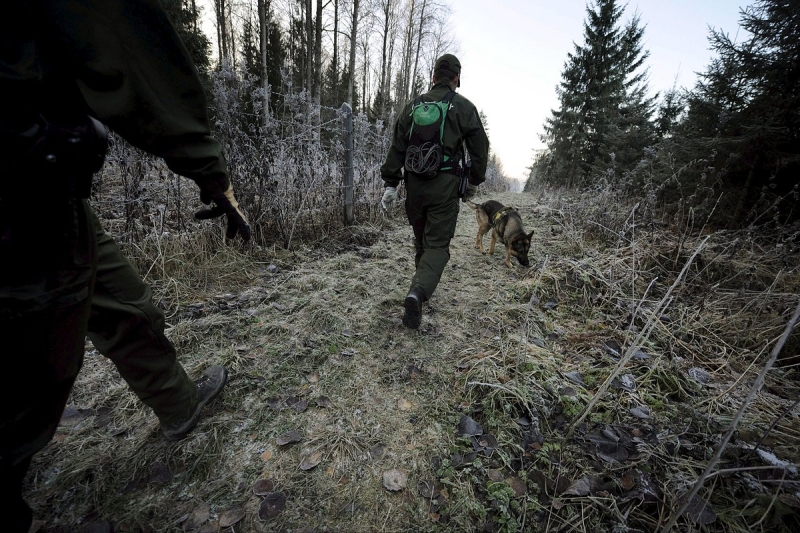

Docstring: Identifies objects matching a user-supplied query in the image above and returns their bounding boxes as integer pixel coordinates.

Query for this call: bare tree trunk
[399,0,416,105]
[385,35,395,118]
[258,0,271,131]
[411,0,428,99]
[313,0,323,104]
[191,0,198,33]
[332,0,339,103]
[215,0,227,65]
[361,32,368,112]
[378,0,394,116]
[347,0,359,105]
[305,0,313,93]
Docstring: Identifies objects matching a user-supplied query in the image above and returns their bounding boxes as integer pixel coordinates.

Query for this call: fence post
[341,102,354,226]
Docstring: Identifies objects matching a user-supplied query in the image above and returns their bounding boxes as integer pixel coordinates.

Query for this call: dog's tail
[465,200,478,210]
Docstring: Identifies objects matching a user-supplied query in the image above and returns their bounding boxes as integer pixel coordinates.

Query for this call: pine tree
[160,0,212,88]
[539,0,655,188]
[657,0,800,226]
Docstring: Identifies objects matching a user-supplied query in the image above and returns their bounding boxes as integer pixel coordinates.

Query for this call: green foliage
[650,0,800,227]
[160,0,212,90]
[537,0,657,188]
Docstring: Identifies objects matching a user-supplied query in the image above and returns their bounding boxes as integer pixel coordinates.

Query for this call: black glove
[195,183,252,242]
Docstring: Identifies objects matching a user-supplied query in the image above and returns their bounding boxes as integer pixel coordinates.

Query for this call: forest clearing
[24,188,800,533]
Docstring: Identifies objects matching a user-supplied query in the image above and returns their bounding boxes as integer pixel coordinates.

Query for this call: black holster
[3,115,109,198]
[458,171,467,200]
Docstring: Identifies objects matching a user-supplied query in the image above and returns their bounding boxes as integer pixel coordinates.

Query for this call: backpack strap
[440,91,456,170]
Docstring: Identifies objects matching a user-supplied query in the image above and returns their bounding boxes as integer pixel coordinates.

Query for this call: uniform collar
[430,81,455,92]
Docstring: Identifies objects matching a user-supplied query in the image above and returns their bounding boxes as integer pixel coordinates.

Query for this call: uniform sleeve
[380,105,411,188]
[45,0,229,193]
[461,104,489,186]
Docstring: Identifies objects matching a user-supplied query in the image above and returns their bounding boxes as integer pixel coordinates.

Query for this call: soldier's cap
[434,54,461,75]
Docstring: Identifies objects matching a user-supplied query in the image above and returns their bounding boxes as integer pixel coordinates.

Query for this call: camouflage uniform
[0,2,240,530]
[381,62,489,304]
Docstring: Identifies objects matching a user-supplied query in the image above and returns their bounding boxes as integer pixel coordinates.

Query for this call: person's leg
[0,199,96,532]
[402,174,460,328]
[407,174,461,299]
[85,209,197,427]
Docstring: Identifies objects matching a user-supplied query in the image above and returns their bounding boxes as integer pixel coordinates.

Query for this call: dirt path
[28,191,552,532]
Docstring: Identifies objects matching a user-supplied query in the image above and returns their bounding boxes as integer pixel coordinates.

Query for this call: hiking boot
[402,288,426,329]
[161,365,228,441]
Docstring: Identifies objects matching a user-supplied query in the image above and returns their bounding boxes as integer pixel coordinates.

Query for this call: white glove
[381,187,398,210]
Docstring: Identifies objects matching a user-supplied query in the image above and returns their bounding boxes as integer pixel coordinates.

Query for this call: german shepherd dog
[466,200,533,268]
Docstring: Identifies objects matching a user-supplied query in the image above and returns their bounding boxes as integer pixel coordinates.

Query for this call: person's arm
[380,107,411,188]
[45,0,227,192]
[43,0,249,240]
[462,105,489,185]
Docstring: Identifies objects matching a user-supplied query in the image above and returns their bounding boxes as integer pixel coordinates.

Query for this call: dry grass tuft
[23,187,800,532]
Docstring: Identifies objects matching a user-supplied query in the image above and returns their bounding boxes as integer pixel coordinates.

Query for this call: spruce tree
[160,0,212,87]
[658,0,799,226]
[539,0,655,188]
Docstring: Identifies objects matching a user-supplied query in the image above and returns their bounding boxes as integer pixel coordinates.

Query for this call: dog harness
[493,207,514,224]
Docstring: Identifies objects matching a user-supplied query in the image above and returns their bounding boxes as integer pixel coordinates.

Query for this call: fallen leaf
[219,507,245,528]
[258,492,287,521]
[339,502,358,515]
[620,471,636,491]
[683,496,717,525]
[418,480,439,499]
[183,502,210,531]
[252,478,275,496]
[276,430,303,446]
[370,444,388,460]
[383,468,408,491]
[267,396,284,410]
[286,396,308,413]
[398,398,413,411]
[487,469,504,482]
[149,461,172,484]
[457,415,483,437]
[507,476,527,497]
[315,395,331,408]
[688,367,710,383]
[261,450,272,461]
[300,451,323,470]
[563,477,591,497]
[197,522,218,533]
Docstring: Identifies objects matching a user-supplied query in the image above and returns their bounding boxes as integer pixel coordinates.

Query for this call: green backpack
[404,90,456,178]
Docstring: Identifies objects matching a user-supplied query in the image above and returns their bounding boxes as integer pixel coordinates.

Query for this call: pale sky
[449,0,751,184]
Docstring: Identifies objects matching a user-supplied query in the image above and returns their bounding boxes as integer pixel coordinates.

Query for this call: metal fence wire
[92,69,394,249]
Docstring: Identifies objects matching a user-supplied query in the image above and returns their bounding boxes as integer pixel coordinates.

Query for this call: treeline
[526,0,799,229]
[159,0,514,193]
[94,1,513,252]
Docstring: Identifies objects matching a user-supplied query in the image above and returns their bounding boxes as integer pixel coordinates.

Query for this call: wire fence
[92,69,394,250]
